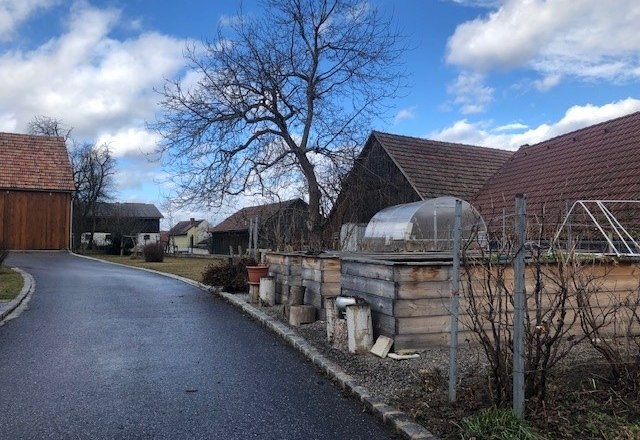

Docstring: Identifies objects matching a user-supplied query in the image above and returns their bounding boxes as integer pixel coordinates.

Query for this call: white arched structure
[362,197,486,252]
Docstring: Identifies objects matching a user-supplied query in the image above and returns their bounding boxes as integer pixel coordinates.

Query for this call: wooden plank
[396,281,451,299]
[301,267,322,282]
[267,263,286,276]
[286,255,303,276]
[320,258,341,271]
[394,298,450,318]
[320,282,340,297]
[394,265,451,282]
[397,315,451,335]
[347,292,394,316]
[301,257,321,270]
[342,261,395,281]
[340,273,396,299]
[322,270,341,283]
[302,282,322,309]
[265,254,286,266]
[371,311,396,336]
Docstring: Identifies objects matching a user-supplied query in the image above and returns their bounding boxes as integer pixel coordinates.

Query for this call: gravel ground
[259,303,488,404]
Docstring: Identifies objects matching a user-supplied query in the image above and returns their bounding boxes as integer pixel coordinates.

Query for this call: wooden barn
[208,199,309,255]
[326,131,513,244]
[0,133,75,250]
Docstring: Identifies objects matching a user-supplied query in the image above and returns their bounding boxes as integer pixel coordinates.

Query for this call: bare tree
[27,115,73,141]
[151,0,405,246]
[71,143,116,247]
[28,116,115,249]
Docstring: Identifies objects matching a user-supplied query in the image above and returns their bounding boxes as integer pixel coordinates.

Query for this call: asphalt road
[0,252,393,439]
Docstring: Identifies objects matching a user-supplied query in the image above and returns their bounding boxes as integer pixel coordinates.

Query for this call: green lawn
[87,254,224,283]
[0,266,23,301]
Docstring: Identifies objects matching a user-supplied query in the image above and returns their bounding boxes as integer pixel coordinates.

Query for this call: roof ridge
[372,130,512,153]
[521,110,640,149]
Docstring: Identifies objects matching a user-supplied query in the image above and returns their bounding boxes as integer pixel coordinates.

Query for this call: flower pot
[246,265,269,285]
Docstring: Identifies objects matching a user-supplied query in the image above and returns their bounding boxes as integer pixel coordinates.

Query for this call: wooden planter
[246,265,269,285]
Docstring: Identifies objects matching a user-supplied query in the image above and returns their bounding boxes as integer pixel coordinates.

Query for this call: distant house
[208,199,309,255]
[83,202,163,248]
[473,111,640,231]
[326,131,513,247]
[0,133,75,250]
[168,218,210,254]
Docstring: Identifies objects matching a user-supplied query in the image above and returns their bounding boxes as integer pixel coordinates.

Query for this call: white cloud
[495,122,528,132]
[446,0,640,87]
[429,98,640,150]
[218,14,242,28]
[96,127,160,158]
[448,0,500,7]
[0,3,187,142]
[0,0,58,40]
[447,72,494,114]
[393,106,417,124]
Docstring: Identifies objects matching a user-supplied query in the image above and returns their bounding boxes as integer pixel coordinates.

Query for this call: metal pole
[513,194,526,418]
[448,199,462,402]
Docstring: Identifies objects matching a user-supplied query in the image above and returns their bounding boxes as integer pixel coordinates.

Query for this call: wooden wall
[0,190,71,250]
[341,256,640,352]
[266,252,341,315]
[325,140,421,243]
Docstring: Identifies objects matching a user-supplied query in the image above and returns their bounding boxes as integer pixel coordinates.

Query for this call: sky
[0,0,639,227]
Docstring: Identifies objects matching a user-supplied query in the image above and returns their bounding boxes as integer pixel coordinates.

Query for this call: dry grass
[90,254,225,283]
[0,266,23,300]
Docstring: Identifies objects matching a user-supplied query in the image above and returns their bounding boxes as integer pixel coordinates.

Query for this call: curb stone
[71,252,439,440]
[0,267,36,324]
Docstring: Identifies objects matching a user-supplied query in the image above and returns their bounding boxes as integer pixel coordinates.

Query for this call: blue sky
[1,0,639,226]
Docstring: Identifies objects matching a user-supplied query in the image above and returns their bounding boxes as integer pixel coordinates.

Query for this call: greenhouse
[361,197,486,252]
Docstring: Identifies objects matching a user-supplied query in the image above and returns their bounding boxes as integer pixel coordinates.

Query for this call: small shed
[0,133,75,250]
[208,199,309,255]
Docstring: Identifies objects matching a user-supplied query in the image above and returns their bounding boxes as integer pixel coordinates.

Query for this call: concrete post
[346,304,373,354]
[259,276,276,306]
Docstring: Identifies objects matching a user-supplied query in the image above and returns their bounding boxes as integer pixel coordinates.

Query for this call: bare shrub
[143,243,164,262]
[201,257,257,292]
[576,263,640,395]
[461,224,585,407]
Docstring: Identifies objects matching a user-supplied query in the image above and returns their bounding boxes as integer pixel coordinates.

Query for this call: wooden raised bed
[341,254,640,352]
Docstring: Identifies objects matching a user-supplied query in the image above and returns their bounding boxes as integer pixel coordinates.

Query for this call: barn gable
[328,131,513,232]
[0,132,74,250]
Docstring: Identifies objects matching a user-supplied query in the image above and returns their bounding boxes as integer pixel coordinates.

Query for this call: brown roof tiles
[0,132,75,192]
[372,131,514,200]
[473,111,640,222]
[211,199,307,233]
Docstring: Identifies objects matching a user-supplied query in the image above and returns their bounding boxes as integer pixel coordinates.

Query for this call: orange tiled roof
[0,132,75,192]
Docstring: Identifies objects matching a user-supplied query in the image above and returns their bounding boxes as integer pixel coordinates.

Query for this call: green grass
[87,254,224,283]
[0,266,24,301]
[461,408,546,440]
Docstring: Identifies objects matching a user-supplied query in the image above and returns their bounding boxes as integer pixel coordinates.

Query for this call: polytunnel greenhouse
[361,197,486,252]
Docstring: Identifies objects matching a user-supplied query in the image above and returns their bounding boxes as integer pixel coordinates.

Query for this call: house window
[144,234,150,241]
[105,234,112,242]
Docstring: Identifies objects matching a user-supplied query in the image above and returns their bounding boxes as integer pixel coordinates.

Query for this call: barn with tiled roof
[326,131,513,240]
[0,132,75,249]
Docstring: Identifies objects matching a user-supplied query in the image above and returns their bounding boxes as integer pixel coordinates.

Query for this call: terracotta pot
[246,265,269,285]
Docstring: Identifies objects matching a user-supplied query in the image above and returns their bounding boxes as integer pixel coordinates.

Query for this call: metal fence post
[513,194,527,418]
[448,199,462,402]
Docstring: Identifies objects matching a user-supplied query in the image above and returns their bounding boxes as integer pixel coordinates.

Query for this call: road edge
[72,252,438,440]
[0,267,36,325]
